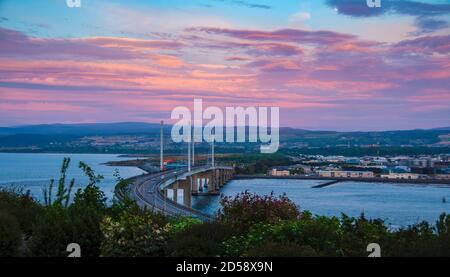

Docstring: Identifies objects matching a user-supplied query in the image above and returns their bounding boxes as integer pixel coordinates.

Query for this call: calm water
[192,179,450,228]
[0,153,145,203]
[2,154,450,228]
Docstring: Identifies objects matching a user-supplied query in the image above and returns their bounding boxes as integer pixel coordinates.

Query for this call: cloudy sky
[0,0,449,130]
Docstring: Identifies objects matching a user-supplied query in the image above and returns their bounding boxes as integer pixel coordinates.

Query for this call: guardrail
[116,166,234,221]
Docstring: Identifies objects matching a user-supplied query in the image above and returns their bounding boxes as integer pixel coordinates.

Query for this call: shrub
[68,184,108,257]
[27,205,73,257]
[340,214,390,257]
[0,187,42,237]
[218,191,300,232]
[245,241,319,257]
[383,221,437,257]
[435,213,450,256]
[167,222,235,257]
[0,211,21,257]
[100,211,170,257]
[168,217,202,234]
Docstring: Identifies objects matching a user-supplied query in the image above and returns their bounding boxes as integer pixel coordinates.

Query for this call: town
[268,154,450,181]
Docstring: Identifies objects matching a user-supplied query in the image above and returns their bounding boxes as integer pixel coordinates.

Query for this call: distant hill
[0,122,449,151]
[0,122,165,137]
[431,127,450,131]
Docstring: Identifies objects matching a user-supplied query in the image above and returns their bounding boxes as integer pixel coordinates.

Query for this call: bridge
[117,165,234,221]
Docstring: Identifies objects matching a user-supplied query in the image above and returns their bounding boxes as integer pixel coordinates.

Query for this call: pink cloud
[0,26,449,130]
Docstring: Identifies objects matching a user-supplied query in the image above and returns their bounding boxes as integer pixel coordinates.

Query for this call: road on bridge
[124,167,215,221]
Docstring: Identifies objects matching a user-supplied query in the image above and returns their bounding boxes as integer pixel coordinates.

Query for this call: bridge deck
[118,166,232,221]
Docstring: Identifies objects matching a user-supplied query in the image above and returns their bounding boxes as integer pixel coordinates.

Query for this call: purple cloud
[326,0,450,17]
[0,27,184,60]
[413,17,449,35]
[213,0,272,9]
[326,0,450,34]
[188,27,359,45]
[395,35,450,54]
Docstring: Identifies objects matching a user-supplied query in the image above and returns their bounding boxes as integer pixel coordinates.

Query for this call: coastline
[234,174,450,186]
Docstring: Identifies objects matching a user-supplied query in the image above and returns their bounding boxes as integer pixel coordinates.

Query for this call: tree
[218,191,300,232]
[0,211,21,257]
[100,211,169,257]
[43,157,75,207]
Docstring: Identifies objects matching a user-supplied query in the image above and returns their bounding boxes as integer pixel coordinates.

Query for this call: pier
[311,180,341,188]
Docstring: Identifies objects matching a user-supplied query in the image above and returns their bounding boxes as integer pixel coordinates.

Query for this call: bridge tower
[160,120,164,171]
[211,132,215,168]
[188,121,192,172]
[192,126,195,166]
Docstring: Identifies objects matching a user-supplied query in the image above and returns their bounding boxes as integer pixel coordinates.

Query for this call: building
[380,173,428,180]
[288,164,312,174]
[345,157,361,165]
[316,170,374,178]
[435,174,450,180]
[269,168,290,177]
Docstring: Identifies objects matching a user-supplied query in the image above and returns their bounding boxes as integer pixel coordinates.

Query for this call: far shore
[234,174,450,186]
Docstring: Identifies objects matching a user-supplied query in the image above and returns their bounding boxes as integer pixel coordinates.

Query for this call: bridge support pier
[169,168,235,196]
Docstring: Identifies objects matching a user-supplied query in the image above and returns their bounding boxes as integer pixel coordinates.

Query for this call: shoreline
[234,174,450,186]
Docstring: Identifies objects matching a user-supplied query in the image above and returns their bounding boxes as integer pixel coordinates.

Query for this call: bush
[168,217,202,234]
[100,211,170,257]
[27,205,73,257]
[218,191,300,232]
[272,216,342,256]
[68,184,108,257]
[167,222,235,257]
[340,214,390,257]
[0,211,21,257]
[245,242,319,257]
[0,187,42,237]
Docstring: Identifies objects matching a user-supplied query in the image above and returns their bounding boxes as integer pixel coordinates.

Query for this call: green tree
[100,211,169,257]
[167,222,234,257]
[43,157,75,207]
[218,191,300,232]
[0,211,21,257]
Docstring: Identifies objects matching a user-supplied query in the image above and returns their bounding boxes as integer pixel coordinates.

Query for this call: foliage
[218,191,300,232]
[245,242,319,257]
[382,215,450,257]
[43,157,75,207]
[68,183,107,257]
[2,158,450,257]
[27,205,73,257]
[0,187,42,237]
[100,211,169,257]
[28,158,108,257]
[0,210,21,257]
[222,214,387,257]
[232,153,292,174]
[166,222,235,257]
[168,217,202,234]
[340,214,390,256]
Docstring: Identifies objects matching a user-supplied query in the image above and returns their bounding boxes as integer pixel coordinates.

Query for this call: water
[2,154,450,228]
[192,179,450,228]
[0,153,145,203]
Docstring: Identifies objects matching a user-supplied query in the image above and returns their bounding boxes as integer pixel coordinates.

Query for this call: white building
[317,170,374,178]
[380,173,428,180]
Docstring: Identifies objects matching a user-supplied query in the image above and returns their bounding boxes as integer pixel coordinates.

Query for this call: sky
[0,0,449,131]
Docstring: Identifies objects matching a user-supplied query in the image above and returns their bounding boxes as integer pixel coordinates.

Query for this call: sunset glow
[0,0,449,130]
